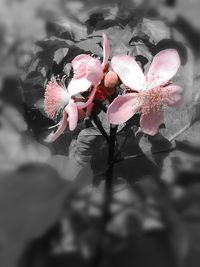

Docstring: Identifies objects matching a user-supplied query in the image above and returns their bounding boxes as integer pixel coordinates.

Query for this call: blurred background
[0,0,200,267]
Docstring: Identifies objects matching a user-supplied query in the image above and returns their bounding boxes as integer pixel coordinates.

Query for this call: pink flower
[43,33,110,142]
[44,79,96,143]
[67,33,110,96]
[107,49,183,135]
[44,80,69,120]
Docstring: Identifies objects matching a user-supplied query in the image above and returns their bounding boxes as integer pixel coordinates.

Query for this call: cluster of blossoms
[44,33,183,142]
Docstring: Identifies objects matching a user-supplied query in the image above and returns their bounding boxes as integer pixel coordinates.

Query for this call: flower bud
[104,71,119,88]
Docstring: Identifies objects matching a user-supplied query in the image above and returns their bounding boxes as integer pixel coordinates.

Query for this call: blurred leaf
[72,127,106,167]
[53,20,88,41]
[36,38,71,70]
[85,12,105,34]
[74,36,103,55]
[34,98,46,116]
[108,175,166,238]
[0,103,52,172]
[139,19,171,44]
[0,163,67,267]
[45,21,74,40]
[1,105,27,133]
[22,71,45,108]
[50,155,93,189]
[161,119,200,186]
[138,133,175,167]
[90,25,133,57]
[36,38,72,51]
[53,48,69,64]
[189,72,200,124]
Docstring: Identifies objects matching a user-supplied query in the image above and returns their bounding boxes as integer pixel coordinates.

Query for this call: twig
[168,122,191,142]
[91,125,118,267]
[92,113,110,143]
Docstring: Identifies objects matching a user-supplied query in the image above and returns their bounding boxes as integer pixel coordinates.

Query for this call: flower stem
[105,125,118,199]
[91,124,117,267]
[92,113,110,143]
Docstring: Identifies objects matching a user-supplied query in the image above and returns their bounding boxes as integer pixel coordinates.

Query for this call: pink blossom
[43,33,110,142]
[67,33,110,96]
[44,79,96,143]
[44,80,69,119]
[107,49,183,135]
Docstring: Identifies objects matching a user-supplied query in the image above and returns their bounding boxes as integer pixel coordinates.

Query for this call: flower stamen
[140,87,170,115]
[44,80,69,119]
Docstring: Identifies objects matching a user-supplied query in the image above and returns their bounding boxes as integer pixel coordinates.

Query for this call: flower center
[140,87,169,115]
[44,80,69,119]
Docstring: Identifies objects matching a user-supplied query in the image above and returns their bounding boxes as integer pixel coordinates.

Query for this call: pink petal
[72,54,92,79]
[164,85,183,107]
[86,58,103,85]
[67,77,92,96]
[107,93,142,125]
[111,55,146,92]
[65,99,78,131]
[140,110,164,136]
[77,87,97,110]
[102,33,110,70]
[46,110,68,143]
[147,49,181,89]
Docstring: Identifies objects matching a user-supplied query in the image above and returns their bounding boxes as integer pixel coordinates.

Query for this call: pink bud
[104,71,119,88]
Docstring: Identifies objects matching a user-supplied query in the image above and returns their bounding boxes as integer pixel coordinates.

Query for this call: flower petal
[107,93,142,125]
[147,49,181,89]
[165,85,183,107]
[46,110,68,143]
[102,33,110,70]
[86,58,103,85]
[77,87,97,110]
[72,54,92,79]
[140,110,164,136]
[67,77,92,96]
[111,55,146,92]
[66,99,78,131]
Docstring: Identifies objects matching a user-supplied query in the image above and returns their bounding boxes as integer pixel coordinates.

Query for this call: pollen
[44,80,69,119]
[141,87,169,115]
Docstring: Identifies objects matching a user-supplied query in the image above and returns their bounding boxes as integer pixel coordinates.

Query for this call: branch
[91,125,117,267]
[92,113,110,143]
